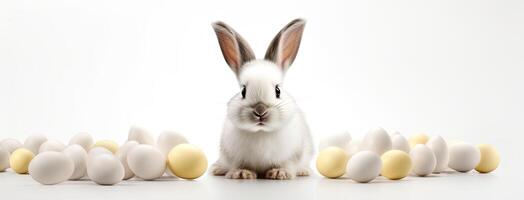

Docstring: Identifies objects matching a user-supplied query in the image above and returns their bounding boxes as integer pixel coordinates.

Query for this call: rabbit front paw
[265,168,295,180]
[296,168,310,176]
[211,164,229,176]
[225,169,257,179]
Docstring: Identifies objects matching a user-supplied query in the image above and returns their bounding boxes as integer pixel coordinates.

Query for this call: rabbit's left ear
[265,19,306,71]
[212,21,256,75]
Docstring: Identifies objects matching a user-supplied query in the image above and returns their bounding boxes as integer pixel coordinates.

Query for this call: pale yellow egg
[316,146,348,178]
[475,144,500,173]
[409,133,429,148]
[10,148,35,174]
[167,144,207,179]
[92,140,119,154]
[381,150,412,180]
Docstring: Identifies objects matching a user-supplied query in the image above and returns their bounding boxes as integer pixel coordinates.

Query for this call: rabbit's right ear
[265,19,306,71]
[212,21,256,75]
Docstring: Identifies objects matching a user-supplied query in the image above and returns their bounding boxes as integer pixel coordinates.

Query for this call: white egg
[62,145,87,180]
[448,143,481,172]
[157,131,188,156]
[391,134,410,153]
[360,127,392,155]
[389,130,400,138]
[346,151,381,183]
[39,140,66,153]
[344,139,361,157]
[319,130,352,151]
[87,154,124,185]
[116,141,139,180]
[127,144,165,180]
[0,146,9,171]
[426,135,449,172]
[69,132,94,151]
[28,151,74,185]
[24,134,48,154]
[410,144,436,176]
[128,126,155,145]
[88,147,113,158]
[1,138,22,153]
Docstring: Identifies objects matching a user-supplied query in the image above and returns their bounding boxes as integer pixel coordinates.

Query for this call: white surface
[0,167,521,200]
[0,0,523,199]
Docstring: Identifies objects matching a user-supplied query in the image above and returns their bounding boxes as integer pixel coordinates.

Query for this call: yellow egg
[92,140,119,154]
[475,144,500,173]
[381,150,412,180]
[167,144,207,179]
[10,148,35,174]
[316,146,348,178]
[409,133,429,148]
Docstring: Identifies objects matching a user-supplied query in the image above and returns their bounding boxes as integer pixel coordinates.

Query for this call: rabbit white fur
[211,19,313,180]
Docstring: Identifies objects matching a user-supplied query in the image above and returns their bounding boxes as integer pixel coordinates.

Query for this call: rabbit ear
[265,19,306,71]
[212,21,256,75]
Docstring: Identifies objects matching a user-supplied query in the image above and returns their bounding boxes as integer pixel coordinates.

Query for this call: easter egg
[69,132,94,151]
[128,126,155,145]
[360,127,392,155]
[448,143,480,172]
[88,147,113,157]
[157,131,188,156]
[475,144,500,173]
[381,150,412,180]
[24,134,47,154]
[389,131,401,138]
[92,140,119,154]
[410,144,436,176]
[316,146,348,178]
[167,144,207,179]
[426,135,449,173]
[62,144,88,180]
[409,133,429,148]
[29,151,74,185]
[10,148,35,174]
[1,138,22,153]
[116,141,139,180]
[127,145,165,180]
[346,151,381,183]
[345,139,361,157]
[87,154,124,185]
[0,147,9,171]
[39,140,66,153]
[391,134,410,153]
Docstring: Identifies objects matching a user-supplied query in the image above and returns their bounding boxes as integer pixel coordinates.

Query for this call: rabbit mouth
[253,113,268,124]
[254,118,267,125]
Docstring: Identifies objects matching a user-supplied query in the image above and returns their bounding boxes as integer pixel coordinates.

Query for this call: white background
[0,0,523,198]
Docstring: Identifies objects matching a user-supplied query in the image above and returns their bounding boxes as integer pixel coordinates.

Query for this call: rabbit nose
[253,103,268,117]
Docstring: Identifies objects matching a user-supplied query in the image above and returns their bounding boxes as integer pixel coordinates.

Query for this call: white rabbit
[210,19,313,180]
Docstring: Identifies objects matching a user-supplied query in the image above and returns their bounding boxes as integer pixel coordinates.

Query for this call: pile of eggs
[316,127,500,183]
[0,126,208,185]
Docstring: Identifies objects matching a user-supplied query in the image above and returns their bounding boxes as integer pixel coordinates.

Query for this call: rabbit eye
[241,85,246,99]
[275,85,281,98]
